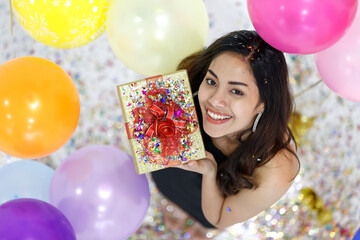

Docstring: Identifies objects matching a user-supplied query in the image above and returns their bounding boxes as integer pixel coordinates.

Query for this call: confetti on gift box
[117,70,206,174]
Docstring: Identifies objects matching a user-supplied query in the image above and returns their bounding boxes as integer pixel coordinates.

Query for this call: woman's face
[198,52,264,140]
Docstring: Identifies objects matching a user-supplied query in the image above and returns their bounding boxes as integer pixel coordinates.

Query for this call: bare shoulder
[255,141,299,186]
[212,141,300,228]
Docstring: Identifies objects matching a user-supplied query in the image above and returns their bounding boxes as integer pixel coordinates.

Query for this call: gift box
[117,70,206,174]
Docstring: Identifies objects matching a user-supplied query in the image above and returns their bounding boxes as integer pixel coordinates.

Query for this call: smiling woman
[198,52,264,141]
[151,30,299,238]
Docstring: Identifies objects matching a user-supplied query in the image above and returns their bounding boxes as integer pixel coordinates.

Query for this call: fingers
[205,151,214,159]
[170,158,217,175]
[180,161,198,171]
[183,159,215,175]
[171,160,202,173]
[205,151,217,168]
[171,160,196,169]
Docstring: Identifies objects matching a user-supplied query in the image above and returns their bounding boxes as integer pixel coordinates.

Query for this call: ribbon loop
[150,105,165,118]
[166,107,174,119]
[145,124,155,137]
[173,120,186,128]
[146,105,185,137]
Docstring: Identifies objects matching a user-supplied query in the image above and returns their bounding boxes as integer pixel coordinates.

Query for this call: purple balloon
[0,198,76,240]
[50,145,150,240]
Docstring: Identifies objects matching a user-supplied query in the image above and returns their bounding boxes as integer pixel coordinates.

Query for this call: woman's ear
[257,102,265,113]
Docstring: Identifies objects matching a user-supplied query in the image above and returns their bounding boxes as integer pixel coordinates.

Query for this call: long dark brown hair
[178,30,299,196]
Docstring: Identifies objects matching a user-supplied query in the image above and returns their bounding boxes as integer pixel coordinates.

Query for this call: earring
[193,91,198,96]
[252,112,263,132]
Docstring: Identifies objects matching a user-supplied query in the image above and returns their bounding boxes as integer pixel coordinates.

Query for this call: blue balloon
[354,228,360,240]
[0,160,54,204]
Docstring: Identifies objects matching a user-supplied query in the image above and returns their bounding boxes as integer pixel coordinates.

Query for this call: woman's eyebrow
[208,69,218,79]
[228,81,248,87]
[208,69,248,87]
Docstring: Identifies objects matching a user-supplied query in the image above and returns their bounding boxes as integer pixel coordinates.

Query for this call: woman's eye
[231,89,243,95]
[206,79,216,86]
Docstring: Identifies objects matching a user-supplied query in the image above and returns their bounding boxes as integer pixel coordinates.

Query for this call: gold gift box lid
[117,70,206,174]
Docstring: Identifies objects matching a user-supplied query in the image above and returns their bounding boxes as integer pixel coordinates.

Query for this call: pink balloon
[50,145,150,240]
[247,0,358,54]
[315,4,360,102]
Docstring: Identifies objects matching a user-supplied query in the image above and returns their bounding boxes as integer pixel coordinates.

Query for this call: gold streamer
[288,79,322,145]
[294,79,323,99]
[9,0,13,36]
[288,112,316,145]
[298,188,333,225]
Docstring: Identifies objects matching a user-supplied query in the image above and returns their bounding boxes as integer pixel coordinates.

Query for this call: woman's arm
[176,151,225,226]
[201,160,225,226]
[178,148,299,229]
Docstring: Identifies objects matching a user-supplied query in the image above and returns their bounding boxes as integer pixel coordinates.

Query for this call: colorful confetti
[117,72,206,174]
[1,0,360,239]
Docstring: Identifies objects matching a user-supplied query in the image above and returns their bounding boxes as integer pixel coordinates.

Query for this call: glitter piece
[183,232,191,238]
[226,207,231,212]
[185,219,194,226]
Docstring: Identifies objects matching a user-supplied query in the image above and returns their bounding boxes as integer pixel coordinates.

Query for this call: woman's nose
[208,90,226,108]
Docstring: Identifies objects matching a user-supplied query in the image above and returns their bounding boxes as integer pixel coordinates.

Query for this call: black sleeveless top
[151,96,227,228]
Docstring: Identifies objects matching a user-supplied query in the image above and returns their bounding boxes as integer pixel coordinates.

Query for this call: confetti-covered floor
[1,0,360,239]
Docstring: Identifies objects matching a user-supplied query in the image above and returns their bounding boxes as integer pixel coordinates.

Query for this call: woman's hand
[173,151,217,176]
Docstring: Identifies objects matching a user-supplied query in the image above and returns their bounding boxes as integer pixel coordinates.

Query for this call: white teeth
[208,110,231,120]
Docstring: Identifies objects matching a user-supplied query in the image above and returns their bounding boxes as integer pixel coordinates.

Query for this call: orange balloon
[0,57,80,159]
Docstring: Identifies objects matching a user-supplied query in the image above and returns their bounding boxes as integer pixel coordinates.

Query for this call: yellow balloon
[106,0,209,76]
[12,0,110,48]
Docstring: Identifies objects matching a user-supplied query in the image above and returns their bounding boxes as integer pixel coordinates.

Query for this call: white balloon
[106,0,209,76]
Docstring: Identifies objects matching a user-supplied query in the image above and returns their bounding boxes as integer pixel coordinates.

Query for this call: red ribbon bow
[145,105,186,138]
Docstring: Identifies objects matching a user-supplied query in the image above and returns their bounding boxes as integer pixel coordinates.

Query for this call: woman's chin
[203,126,224,139]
